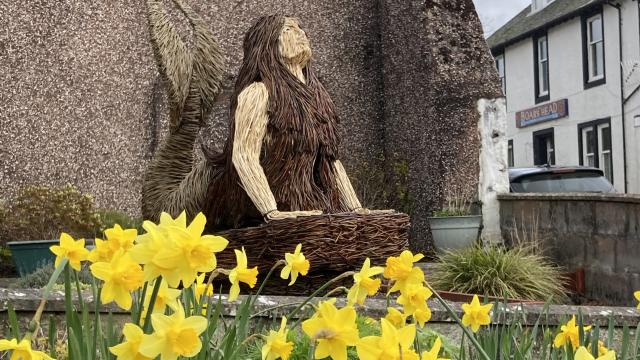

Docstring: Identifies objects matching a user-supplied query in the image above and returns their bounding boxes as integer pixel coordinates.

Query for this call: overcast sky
[473,0,530,36]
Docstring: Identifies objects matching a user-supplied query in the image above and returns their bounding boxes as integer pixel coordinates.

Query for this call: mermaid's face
[279,17,312,66]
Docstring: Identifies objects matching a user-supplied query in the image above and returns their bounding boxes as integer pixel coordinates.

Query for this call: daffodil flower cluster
[3,207,639,360]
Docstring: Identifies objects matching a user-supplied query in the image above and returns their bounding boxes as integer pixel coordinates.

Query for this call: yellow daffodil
[90,249,144,310]
[414,306,432,328]
[302,300,359,360]
[554,315,591,349]
[50,232,89,271]
[356,319,418,360]
[138,212,228,288]
[575,346,616,360]
[109,323,152,360]
[88,238,114,263]
[397,283,432,314]
[280,244,310,286]
[634,291,640,310]
[421,337,449,360]
[89,224,137,263]
[0,338,54,360]
[461,295,493,333]
[228,247,259,301]
[141,279,181,318]
[129,219,178,285]
[347,258,384,305]
[105,224,138,249]
[194,273,214,301]
[383,251,425,293]
[139,305,207,360]
[262,316,294,360]
[384,307,407,328]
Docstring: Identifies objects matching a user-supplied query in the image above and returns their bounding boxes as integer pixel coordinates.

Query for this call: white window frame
[537,36,549,97]
[587,14,604,82]
[495,54,506,94]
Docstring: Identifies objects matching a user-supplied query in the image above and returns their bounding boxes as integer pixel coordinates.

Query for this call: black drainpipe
[607,1,628,193]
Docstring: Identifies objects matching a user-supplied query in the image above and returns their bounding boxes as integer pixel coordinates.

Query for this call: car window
[511,172,614,193]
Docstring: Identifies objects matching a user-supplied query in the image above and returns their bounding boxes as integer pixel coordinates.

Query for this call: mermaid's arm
[333,160,363,211]
[232,82,321,220]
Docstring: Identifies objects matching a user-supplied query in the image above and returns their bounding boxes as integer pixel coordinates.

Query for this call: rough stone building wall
[379,0,502,251]
[0,0,499,251]
[0,0,386,215]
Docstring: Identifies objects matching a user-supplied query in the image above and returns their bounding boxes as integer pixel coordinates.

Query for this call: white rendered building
[488,0,640,193]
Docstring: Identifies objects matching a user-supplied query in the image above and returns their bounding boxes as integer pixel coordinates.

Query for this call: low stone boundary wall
[499,193,640,306]
[2,288,639,340]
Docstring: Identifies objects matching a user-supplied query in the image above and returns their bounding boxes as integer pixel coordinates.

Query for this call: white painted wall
[501,1,638,193]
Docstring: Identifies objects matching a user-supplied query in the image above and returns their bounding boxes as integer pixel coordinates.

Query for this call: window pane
[539,38,547,59]
[585,128,594,153]
[590,17,602,42]
[595,42,604,77]
[542,61,549,92]
[587,154,595,167]
[601,126,611,151]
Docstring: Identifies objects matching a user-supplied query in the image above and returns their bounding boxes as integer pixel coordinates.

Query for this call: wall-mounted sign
[516,99,569,128]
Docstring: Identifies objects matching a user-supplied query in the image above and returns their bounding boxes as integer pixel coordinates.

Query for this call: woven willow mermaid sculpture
[143,0,388,230]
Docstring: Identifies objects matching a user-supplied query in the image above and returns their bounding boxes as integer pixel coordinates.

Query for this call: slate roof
[487,0,606,51]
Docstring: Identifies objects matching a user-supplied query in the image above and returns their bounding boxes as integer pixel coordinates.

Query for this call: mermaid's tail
[142,0,224,221]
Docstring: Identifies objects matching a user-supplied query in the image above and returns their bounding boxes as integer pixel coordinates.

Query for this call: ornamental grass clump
[430,245,569,303]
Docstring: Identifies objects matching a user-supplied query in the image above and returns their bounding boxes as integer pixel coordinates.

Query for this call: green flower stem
[133,282,149,326]
[73,270,84,312]
[23,258,69,340]
[287,271,354,329]
[249,260,285,310]
[424,282,492,360]
[91,286,102,360]
[321,286,348,299]
[142,279,162,333]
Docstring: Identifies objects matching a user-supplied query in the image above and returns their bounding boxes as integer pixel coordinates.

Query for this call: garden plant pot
[7,240,58,277]
[428,215,482,252]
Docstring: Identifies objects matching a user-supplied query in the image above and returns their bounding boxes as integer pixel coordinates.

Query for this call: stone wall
[499,193,640,306]
[0,0,500,251]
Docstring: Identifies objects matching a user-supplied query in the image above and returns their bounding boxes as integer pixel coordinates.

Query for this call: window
[532,0,554,12]
[508,139,514,167]
[533,34,550,103]
[578,118,613,183]
[582,11,606,88]
[533,128,555,165]
[532,0,543,11]
[495,54,506,95]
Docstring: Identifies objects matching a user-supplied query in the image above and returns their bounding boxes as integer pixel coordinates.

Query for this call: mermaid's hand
[266,210,323,221]
[353,208,395,215]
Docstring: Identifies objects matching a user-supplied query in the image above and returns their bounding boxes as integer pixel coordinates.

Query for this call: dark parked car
[509,166,615,193]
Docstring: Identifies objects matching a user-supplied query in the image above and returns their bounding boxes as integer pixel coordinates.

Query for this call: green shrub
[430,245,569,303]
[96,209,143,234]
[2,185,103,241]
[12,263,92,289]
